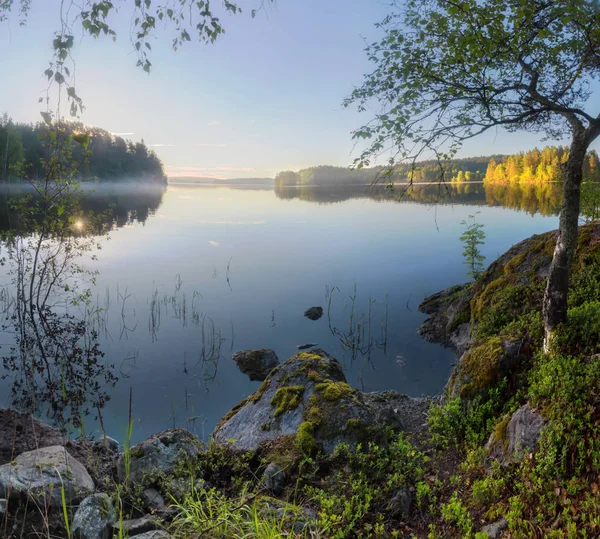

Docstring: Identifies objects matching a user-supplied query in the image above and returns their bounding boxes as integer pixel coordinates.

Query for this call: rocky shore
[3,223,600,537]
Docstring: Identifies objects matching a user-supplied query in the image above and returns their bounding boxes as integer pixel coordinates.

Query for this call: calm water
[0,182,560,442]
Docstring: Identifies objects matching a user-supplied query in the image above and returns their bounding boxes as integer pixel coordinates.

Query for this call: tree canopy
[347,0,600,167]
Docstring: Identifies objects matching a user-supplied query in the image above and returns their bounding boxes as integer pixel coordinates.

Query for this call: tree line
[274,157,499,187]
[0,114,166,182]
[484,146,600,185]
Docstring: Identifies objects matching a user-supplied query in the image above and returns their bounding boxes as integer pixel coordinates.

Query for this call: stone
[258,498,316,533]
[388,487,412,518]
[0,445,94,506]
[480,518,508,538]
[0,409,64,465]
[487,404,545,465]
[118,515,158,536]
[92,435,119,453]
[232,349,280,381]
[116,428,201,485]
[128,532,172,539]
[142,488,168,513]
[214,349,431,454]
[263,463,286,495]
[163,477,206,500]
[303,306,324,321]
[72,493,115,539]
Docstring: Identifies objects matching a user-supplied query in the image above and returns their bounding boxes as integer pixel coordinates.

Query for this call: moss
[270,385,304,417]
[307,369,323,382]
[493,415,511,451]
[295,421,316,455]
[261,421,272,431]
[315,381,354,401]
[305,395,323,426]
[452,337,505,400]
[298,352,322,361]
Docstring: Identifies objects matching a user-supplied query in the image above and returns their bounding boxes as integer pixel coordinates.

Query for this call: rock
[487,404,545,465]
[258,498,316,533]
[388,487,412,518]
[447,338,523,400]
[296,343,318,350]
[118,515,158,536]
[419,284,474,356]
[214,349,430,454]
[480,518,508,538]
[116,428,201,485]
[304,306,323,321]
[263,463,286,495]
[92,435,119,453]
[0,445,94,506]
[0,498,6,514]
[129,532,172,539]
[72,494,115,539]
[232,349,280,381]
[142,488,168,513]
[0,409,64,465]
[163,477,206,500]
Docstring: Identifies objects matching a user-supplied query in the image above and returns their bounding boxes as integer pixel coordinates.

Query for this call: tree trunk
[542,131,589,352]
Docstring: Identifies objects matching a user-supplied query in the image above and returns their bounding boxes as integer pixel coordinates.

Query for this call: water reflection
[0,181,167,232]
[274,181,562,216]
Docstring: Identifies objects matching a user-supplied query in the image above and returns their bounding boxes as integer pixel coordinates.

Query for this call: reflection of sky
[19,184,555,444]
[1,2,597,179]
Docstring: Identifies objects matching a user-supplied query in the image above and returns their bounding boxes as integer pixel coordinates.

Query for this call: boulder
[116,428,201,485]
[263,463,286,495]
[213,350,430,454]
[0,445,94,506]
[303,306,323,321]
[388,487,412,519]
[72,494,115,539]
[480,518,508,538]
[487,404,545,465]
[232,349,280,381]
[0,409,64,465]
[117,516,158,536]
[129,532,172,539]
[92,435,119,453]
[142,488,168,513]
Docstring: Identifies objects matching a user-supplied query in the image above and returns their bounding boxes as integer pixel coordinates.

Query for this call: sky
[0,0,598,179]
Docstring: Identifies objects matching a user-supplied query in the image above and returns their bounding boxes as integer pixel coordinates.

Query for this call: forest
[0,114,166,182]
[275,157,500,187]
[484,146,600,185]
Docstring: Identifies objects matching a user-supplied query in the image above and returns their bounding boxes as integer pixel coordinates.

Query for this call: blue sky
[0,0,598,179]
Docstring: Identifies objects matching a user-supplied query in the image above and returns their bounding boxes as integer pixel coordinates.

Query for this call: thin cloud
[196,143,228,148]
[207,121,221,127]
[149,143,175,147]
[112,132,135,136]
[208,240,220,247]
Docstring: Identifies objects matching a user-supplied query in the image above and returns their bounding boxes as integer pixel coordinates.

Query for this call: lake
[0,181,561,443]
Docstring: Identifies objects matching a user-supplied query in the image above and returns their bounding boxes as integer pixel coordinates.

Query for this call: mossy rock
[213,349,429,455]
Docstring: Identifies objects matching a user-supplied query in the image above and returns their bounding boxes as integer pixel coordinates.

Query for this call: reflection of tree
[0,122,118,430]
[0,182,166,233]
[274,181,561,217]
[485,182,562,216]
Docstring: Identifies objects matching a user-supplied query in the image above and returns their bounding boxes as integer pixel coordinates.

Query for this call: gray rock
[487,404,545,465]
[117,515,157,536]
[296,343,318,350]
[263,463,286,495]
[214,349,430,454]
[72,494,115,539]
[92,435,119,453]
[259,498,316,533]
[117,429,201,485]
[304,306,323,321]
[129,532,172,539]
[232,349,280,381]
[388,487,412,518]
[419,284,474,356]
[0,445,94,506]
[142,488,168,513]
[0,408,64,465]
[164,477,206,500]
[481,518,508,538]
